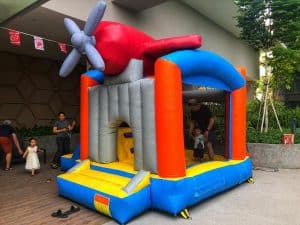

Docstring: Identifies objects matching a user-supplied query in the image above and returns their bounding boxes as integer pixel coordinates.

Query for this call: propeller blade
[64,18,81,36]
[84,43,105,70]
[84,1,106,36]
[59,49,81,77]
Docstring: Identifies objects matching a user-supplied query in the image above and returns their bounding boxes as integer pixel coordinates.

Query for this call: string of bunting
[0,26,72,54]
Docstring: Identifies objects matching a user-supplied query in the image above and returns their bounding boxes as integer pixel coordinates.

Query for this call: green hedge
[247,100,300,144]
[16,125,79,138]
[247,127,300,144]
[247,100,300,129]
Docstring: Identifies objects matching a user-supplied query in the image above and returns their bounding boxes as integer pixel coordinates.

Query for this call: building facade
[0,0,259,128]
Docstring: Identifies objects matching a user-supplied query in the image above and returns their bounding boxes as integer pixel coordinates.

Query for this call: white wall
[43,0,259,80]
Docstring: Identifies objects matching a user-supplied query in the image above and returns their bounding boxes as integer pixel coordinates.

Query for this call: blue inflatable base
[57,157,252,224]
[57,177,151,224]
[60,144,80,171]
[151,158,252,214]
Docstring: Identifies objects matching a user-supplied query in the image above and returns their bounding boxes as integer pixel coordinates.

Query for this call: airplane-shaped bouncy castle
[56,1,252,224]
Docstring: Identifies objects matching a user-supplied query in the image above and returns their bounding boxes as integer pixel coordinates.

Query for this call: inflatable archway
[162,50,245,90]
[155,50,247,177]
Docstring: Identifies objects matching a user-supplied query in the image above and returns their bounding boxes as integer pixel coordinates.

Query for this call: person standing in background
[51,112,76,169]
[0,120,23,170]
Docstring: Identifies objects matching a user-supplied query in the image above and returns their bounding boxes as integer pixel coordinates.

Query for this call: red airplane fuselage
[94,21,202,76]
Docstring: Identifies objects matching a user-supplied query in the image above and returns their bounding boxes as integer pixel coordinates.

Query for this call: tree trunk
[261,50,271,133]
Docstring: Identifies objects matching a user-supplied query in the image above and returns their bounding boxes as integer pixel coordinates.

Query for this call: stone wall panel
[0,104,23,119]
[0,52,83,128]
[16,106,35,128]
[17,76,35,99]
[0,87,23,103]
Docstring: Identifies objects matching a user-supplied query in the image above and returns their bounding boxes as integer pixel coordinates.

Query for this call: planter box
[247,143,300,169]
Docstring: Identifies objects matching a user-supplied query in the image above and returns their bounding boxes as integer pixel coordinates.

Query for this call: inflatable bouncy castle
[56,1,252,224]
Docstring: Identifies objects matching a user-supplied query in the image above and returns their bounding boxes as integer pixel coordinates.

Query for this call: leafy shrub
[16,125,79,138]
[294,129,300,144]
[247,100,261,129]
[247,127,300,144]
[247,127,282,144]
[247,100,300,143]
[247,100,300,130]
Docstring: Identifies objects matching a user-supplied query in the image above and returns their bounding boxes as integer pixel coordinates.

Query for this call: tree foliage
[269,46,300,90]
[234,0,300,91]
[234,0,274,51]
[247,100,300,143]
[271,0,300,49]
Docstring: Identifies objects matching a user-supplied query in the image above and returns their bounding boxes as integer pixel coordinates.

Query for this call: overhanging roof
[111,0,239,37]
[0,0,48,25]
[112,0,166,12]
[181,0,239,37]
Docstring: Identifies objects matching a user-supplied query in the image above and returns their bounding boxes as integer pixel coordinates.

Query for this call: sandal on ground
[51,209,68,218]
[4,167,13,171]
[46,178,53,183]
[50,163,59,169]
[63,205,80,216]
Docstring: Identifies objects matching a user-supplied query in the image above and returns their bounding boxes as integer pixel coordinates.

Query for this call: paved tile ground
[1,156,299,225]
[104,168,300,225]
[0,158,109,225]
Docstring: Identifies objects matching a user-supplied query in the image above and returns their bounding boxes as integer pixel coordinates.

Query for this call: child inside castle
[23,137,40,176]
[193,127,205,161]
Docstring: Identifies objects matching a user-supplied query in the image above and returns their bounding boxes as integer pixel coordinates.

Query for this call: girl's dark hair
[29,137,37,142]
[58,112,66,116]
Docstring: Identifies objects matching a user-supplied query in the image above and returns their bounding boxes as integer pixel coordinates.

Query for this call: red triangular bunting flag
[8,29,21,46]
[58,42,67,54]
[34,36,44,51]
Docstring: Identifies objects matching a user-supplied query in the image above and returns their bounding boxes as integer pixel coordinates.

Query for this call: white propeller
[59,1,106,77]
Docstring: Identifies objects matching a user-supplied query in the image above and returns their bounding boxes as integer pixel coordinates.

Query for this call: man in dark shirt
[0,120,23,170]
[188,99,215,160]
[51,112,75,169]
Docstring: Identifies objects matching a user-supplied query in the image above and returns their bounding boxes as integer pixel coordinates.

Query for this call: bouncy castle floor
[185,149,225,166]
[84,150,227,176]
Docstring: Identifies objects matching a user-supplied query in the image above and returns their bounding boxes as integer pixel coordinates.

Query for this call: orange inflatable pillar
[231,67,247,160]
[80,75,99,160]
[155,59,186,178]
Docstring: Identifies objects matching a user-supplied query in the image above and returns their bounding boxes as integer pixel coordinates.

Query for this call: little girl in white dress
[23,138,40,176]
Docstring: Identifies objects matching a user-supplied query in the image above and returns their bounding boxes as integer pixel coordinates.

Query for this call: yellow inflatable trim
[61,154,73,159]
[91,157,248,181]
[59,160,152,198]
[59,161,130,198]
[91,161,138,174]
[186,159,246,177]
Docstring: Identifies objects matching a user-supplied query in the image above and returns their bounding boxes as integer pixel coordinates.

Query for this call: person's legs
[52,137,64,167]
[31,168,35,176]
[193,143,205,161]
[5,152,12,169]
[193,148,200,159]
[0,137,13,169]
[207,142,214,160]
[207,131,216,160]
[62,137,70,155]
[199,146,204,159]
